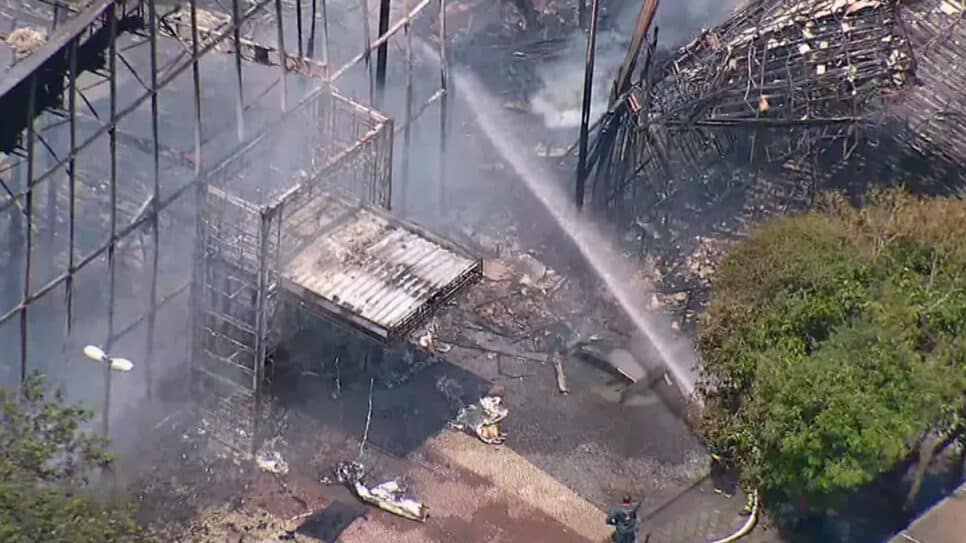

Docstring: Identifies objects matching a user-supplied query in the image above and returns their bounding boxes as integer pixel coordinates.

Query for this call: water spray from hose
[443,62,699,397]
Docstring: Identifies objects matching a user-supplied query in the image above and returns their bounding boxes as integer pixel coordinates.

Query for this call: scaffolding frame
[195,85,395,452]
[0,0,453,448]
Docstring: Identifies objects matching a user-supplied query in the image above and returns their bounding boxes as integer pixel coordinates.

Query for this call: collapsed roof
[588,0,966,216]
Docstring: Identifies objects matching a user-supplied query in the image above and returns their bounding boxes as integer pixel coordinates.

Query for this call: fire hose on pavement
[706,490,759,543]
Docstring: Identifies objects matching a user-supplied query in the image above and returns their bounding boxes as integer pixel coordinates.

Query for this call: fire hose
[706,490,759,543]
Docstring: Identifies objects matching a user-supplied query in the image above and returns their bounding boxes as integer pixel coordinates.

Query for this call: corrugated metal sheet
[282,198,482,342]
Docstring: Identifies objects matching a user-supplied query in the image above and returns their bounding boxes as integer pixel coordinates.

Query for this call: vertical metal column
[320,0,330,67]
[232,0,246,142]
[188,0,206,394]
[576,0,600,210]
[251,210,272,456]
[103,4,119,438]
[65,40,77,334]
[274,0,288,112]
[437,0,448,215]
[375,0,391,108]
[145,0,161,400]
[360,0,374,104]
[296,0,304,56]
[400,0,414,217]
[190,0,203,177]
[308,0,318,59]
[20,74,37,387]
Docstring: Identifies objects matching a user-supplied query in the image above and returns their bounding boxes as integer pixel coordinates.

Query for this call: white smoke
[529,0,743,129]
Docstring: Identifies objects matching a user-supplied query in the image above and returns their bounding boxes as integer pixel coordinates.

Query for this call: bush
[698,189,966,510]
[0,373,140,542]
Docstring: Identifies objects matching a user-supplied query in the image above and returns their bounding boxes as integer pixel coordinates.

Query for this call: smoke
[528,28,626,130]
[651,0,744,49]
[529,0,743,129]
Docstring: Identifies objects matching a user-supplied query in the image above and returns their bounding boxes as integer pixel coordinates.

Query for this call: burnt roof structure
[585,0,966,227]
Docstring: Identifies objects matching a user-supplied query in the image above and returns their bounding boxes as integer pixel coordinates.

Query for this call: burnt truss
[581,0,966,238]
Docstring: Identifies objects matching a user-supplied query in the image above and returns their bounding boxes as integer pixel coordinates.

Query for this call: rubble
[483,259,512,281]
[553,358,569,394]
[325,461,429,522]
[682,236,729,287]
[255,438,289,476]
[5,27,46,57]
[448,395,509,445]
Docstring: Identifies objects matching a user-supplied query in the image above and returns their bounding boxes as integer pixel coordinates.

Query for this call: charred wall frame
[574,0,958,256]
[0,0,453,454]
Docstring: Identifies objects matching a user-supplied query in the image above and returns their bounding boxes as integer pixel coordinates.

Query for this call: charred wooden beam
[611,0,659,104]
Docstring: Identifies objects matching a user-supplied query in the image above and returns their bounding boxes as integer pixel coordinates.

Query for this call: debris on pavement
[553,357,569,394]
[255,436,289,476]
[449,396,509,445]
[571,339,646,383]
[483,259,512,281]
[325,461,429,522]
[417,319,439,350]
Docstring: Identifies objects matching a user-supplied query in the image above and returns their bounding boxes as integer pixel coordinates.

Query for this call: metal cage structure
[194,85,395,453]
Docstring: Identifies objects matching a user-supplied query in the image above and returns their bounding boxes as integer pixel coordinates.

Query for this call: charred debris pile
[585,0,966,249]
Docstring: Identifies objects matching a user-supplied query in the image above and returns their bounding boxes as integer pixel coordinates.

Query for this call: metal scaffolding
[0,0,454,451]
[195,86,395,452]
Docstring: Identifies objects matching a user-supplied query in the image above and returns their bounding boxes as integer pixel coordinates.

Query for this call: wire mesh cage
[194,84,393,454]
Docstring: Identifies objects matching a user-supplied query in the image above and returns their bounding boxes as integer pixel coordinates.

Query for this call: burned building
[585,0,966,237]
[0,0,475,456]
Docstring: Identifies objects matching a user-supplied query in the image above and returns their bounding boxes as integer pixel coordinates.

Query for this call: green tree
[0,372,140,542]
[698,189,966,512]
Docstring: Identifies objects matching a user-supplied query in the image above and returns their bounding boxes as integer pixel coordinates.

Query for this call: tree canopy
[698,189,966,510]
[0,373,140,542]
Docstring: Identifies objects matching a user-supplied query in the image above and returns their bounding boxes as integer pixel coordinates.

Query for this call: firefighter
[607,495,641,543]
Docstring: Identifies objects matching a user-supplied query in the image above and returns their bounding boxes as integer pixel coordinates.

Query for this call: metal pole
[188,0,205,399]
[307,0,318,59]
[146,0,161,400]
[190,0,203,176]
[321,0,330,67]
[252,211,271,456]
[576,0,600,210]
[104,3,119,438]
[437,0,448,215]
[375,0,391,108]
[274,0,288,112]
[360,0,374,104]
[65,39,77,334]
[296,0,304,56]
[232,0,246,142]
[401,0,413,217]
[20,74,37,387]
